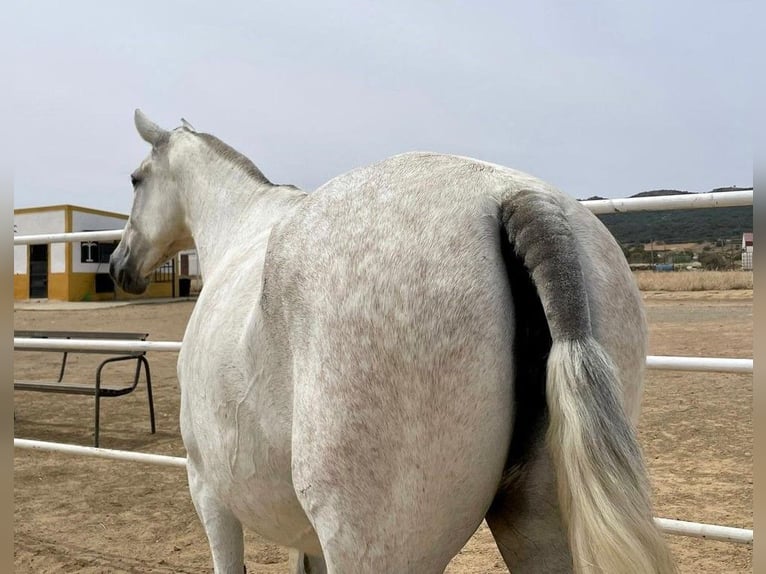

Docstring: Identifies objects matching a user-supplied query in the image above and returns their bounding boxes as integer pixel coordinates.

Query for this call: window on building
[153,259,174,283]
[98,241,118,263]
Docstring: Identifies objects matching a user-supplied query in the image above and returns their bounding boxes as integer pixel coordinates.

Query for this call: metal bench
[14,330,156,447]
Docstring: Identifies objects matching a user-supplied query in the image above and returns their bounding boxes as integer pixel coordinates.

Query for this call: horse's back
[269,151,644,402]
[266,153,522,408]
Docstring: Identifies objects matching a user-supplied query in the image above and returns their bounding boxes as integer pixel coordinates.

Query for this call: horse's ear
[181,118,196,132]
[134,109,168,146]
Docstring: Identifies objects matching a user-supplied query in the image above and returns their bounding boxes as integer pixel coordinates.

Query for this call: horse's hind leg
[288,549,327,574]
[485,438,572,573]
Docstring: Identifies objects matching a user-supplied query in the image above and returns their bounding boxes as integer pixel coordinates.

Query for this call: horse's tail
[500,189,675,573]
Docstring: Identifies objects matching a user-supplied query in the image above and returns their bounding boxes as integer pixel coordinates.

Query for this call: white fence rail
[653,518,752,545]
[582,189,752,214]
[14,229,124,245]
[13,336,753,374]
[12,190,754,247]
[645,356,752,373]
[14,337,183,353]
[15,438,187,468]
[13,437,753,545]
[14,189,754,550]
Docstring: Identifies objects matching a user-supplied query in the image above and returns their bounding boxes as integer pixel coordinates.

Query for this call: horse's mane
[196,132,272,185]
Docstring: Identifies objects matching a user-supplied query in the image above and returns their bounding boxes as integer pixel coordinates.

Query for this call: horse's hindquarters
[287,267,515,571]
[292,362,513,571]
[261,160,523,569]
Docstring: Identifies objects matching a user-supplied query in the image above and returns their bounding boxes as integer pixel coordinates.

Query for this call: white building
[14,204,199,301]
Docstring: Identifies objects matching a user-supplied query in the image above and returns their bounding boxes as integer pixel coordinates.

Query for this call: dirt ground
[14,291,753,573]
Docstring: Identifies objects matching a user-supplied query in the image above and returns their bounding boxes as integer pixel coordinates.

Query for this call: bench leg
[94,389,101,448]
[92,354,156,447]
[140,357,156,434]
[58,351,69,382]
[94,359,108,448]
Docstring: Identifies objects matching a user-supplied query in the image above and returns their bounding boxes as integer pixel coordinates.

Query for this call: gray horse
[110,110,675,573]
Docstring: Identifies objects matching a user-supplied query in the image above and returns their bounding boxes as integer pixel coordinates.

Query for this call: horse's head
[110,110,195,294]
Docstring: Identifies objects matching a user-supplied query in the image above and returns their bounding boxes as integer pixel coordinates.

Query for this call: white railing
[14,229,124,245]
[653,518,752,545]
[13,336,753,374]
[12,190,753,247]
[583,189,752,214]
[14,189,754,548]
[13,437,753,545]
[14,337,184,353]
[15,438,187,468]
[645,356,752,373]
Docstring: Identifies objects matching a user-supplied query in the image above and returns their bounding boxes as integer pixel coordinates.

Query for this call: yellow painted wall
[114,280,176,301]
[48,274,69,301]
[13,275,28,300]
[129,281,176,300]
[68,273,99,302]
[16,272,181,301]
[13,273,67,300]
[68,273,177,301]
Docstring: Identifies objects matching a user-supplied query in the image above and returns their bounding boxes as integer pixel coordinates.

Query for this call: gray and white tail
[501,189,676,573]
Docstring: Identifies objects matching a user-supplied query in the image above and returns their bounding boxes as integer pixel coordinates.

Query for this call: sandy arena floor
[14,291,753,573]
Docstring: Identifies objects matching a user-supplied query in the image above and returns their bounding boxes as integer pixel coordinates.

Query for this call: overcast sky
[10,1,755,215]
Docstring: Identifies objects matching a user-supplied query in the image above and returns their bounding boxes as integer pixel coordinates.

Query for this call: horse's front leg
[187,461,245,574]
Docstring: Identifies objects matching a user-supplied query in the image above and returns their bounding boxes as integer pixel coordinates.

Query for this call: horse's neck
[182,170,304,279]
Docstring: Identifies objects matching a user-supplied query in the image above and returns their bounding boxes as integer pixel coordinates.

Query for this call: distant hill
[582,188,753,245]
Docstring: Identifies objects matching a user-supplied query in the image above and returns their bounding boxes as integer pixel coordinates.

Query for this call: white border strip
[14,438,752,545]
